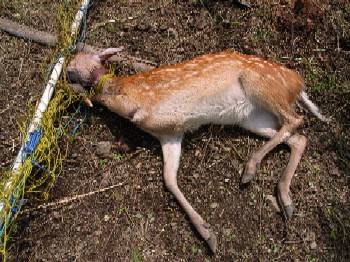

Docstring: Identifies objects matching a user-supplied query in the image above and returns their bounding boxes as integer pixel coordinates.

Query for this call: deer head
[67,47,123,87]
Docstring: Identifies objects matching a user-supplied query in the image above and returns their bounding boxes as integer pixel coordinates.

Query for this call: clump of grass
[132,246,143,262]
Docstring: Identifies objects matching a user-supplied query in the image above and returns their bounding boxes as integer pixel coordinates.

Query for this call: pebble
[310,241,317,250]
[210,202,218,209]
[52,211,60,219]
[94,230,102,236]
[103,214,111,222]
[305,231,317,250]
[330,167,340,177]
[96,141,112,157]
[71,152,79,158]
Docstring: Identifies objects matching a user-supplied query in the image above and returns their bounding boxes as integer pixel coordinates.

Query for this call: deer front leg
[158,134,217,253]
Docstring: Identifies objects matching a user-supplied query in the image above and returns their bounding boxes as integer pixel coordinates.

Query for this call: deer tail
[298,91,331,122]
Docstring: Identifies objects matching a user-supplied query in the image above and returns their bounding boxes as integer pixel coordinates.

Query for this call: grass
[113,152,125,161]
[190,245,201,255]
[132,247,143,262]
[98,159,106,169]
[306,256,319,262]
[303,57,338,92]
[306,67,337,92]
[328,209,349,256]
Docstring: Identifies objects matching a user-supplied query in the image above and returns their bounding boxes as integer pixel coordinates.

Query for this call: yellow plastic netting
[0,1,90,260]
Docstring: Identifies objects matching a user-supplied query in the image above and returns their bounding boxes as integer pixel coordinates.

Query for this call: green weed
[191,246,201,255]
[114,152,125,161]
[98,159,106,169]
[132,247,143,262]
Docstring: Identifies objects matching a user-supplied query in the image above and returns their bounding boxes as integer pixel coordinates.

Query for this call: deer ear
[96,47,124,62]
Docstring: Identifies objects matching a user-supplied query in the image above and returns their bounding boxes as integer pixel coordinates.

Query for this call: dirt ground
[0,0,349,261]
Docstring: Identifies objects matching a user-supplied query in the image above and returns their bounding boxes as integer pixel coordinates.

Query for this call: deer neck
[90,69,149,123]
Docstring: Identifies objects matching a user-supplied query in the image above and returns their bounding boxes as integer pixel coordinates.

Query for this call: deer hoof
[202,223,217,253]
[282,204,294,219]
[277,189,294,219]
[241,172,255,184]
[206,234,217,253]
[206,232,218,253]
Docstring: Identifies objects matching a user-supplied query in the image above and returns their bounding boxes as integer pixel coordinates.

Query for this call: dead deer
[67,48,329,253]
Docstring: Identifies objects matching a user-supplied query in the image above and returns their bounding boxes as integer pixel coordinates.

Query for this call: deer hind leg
[158,134,217,253]
[239,109,281,184]
[242,110,303,182]
[277,134,307,218]
[239,109,307,218]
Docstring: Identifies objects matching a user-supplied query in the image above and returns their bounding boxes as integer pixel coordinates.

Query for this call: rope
[0,1,93,260]
[92,66,116,96]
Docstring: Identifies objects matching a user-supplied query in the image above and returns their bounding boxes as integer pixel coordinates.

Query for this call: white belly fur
[151,81,256,131]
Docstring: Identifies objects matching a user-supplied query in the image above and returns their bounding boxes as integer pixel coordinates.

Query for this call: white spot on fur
[185,72,197,78]
[266,74,275,80]
[205,56,214,60]
[140,82,149,89]
[165,68,178,72]
[185,63,198,68]
[280,76,287,86]
[155,83,165,89]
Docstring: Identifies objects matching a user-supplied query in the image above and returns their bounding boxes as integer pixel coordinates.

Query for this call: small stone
[103,214,111,222]
[71,153,79,158]
[94,230,102,236]
[159,24,167,31]
[177,48,185,53]
[223,228,231,236]
[310,241,317,250]
[305,231,316,242]
[52,211,60,219]
[96,141,112,157]
[330,167,340,177]
[210,203,218,209]
[167,28,178,38]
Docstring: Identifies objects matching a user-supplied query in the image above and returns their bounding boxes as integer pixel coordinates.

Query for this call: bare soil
[0,1,349,261]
